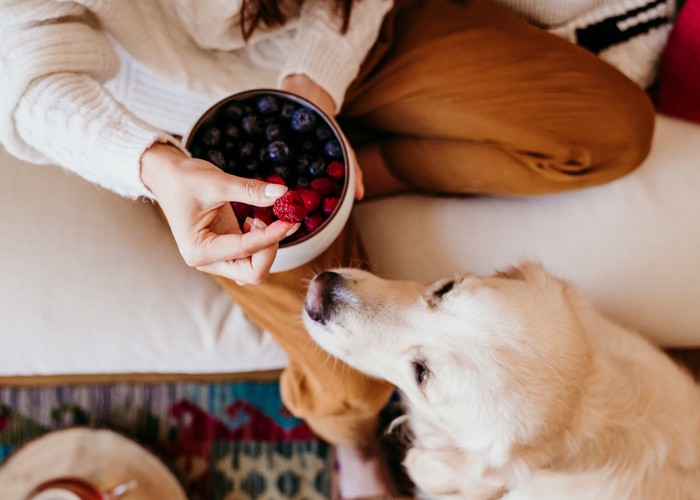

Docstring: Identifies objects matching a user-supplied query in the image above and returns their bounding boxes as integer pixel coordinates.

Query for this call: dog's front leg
[404,447,508,499]
[404,447,461,497]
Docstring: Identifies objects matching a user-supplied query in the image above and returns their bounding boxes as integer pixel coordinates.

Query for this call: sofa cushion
[0,152,287,376]
[355,114,700,347]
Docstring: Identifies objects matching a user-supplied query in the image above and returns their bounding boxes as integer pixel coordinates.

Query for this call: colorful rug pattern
[0,382,333,499]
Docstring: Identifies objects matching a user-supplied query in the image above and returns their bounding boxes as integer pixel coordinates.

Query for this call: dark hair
[240,0,355,40]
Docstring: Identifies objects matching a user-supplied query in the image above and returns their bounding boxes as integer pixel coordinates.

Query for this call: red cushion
[657,0,700,123]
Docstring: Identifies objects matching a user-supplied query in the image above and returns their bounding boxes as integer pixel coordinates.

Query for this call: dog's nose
[305,271,343,325]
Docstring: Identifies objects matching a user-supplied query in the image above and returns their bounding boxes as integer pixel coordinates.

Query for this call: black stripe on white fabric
[575,0,671,54]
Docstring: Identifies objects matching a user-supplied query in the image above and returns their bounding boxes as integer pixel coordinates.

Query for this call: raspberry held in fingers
[273,191,308,222]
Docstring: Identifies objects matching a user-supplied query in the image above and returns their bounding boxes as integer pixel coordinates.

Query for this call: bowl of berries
[184,89,355,273]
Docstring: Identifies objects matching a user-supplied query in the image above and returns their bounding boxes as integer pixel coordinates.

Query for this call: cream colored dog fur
[303,262,700,499]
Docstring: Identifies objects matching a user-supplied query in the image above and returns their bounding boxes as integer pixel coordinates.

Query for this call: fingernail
[264,183,288,198]
[284,223,300,238]
[252,218,267,228]
[243,217,254,232]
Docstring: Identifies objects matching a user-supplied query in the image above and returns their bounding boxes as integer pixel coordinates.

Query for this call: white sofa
[1,113,699,378]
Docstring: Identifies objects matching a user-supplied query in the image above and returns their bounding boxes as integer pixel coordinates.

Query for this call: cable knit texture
[0,0,393,199]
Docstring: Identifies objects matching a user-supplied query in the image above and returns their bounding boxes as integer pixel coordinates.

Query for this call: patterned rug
[0,381,334,499]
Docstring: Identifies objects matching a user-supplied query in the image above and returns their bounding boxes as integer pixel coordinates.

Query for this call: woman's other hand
[280,74,365,200]
[141,143,299,285]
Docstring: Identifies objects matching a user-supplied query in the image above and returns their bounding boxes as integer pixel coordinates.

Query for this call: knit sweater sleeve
[0,0,184,199]
[279,0,394,113]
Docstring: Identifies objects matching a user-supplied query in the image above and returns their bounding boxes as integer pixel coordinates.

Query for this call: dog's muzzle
[304,271,344,325]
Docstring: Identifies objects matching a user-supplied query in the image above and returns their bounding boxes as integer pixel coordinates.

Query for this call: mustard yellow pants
[214,0,655,445]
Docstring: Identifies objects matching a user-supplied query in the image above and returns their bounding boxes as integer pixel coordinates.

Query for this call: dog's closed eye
[428,279,456,307]
[434,280,455,298]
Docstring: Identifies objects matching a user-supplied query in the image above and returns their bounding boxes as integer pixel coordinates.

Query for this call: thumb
[212,170,289,207]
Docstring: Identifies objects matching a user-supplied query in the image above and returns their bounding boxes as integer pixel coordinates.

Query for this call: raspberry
[273,191,308,222]
[266,174,286,186]
[304,214,324,233]
[310,177,336,196]
[284,227,308,243]
[322,197,339,215]
[297,188,321,213]
[326,161,345,180]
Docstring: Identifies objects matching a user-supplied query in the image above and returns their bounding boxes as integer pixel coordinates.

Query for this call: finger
[196,226,277,285]
[208,169,288,207]
[192,220,299,266]
[196,218,294,284]
[197,255,272,285]
[248,218,278,277]
[354,162,365,200]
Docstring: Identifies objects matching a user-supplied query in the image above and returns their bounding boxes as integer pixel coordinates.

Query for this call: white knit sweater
[0,0,393,199]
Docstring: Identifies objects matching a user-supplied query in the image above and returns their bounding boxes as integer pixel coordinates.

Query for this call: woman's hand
[141,143,299,285]
[280,74,365,200]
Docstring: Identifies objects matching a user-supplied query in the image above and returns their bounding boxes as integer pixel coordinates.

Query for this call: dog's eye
[433,280,454,299]
[413,361,429,386]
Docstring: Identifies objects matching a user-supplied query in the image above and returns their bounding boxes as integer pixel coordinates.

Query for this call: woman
[0,0,654,450]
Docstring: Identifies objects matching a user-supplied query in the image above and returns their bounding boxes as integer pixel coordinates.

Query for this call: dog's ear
[496,261,550,282]
[515,262,584,310]
[516,261,550,281]
[494,265,528,281]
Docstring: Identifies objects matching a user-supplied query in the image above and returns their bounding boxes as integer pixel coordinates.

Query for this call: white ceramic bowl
[184,89,355,273]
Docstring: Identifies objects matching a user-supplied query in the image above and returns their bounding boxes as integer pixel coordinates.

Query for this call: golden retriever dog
[302,262,700,499]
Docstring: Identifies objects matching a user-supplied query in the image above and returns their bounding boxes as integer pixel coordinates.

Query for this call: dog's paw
[404,447,461,496]
[405,447,510,500]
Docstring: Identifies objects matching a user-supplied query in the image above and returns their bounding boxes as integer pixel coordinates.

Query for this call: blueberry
[315,125,333,142]
[222,103,246,122]
[265,123,285,142]
[206,149,226,169]
[267,140,291,164]
[290,108,317,133]
[257,95,279,115]
[296,177,310,188]
[238,142,256,160]
[241,115,263,136]
[280,102,296,119]
[324,139,343,159]
[273,165,291,179]
[300,140,316,152]
[225,158,239,173]
[243,160,259,175]
[309,158,326,176]
[200,126,221,147]
[296,154,312,171]
[223,140,237,156]
[224,124,241,140]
